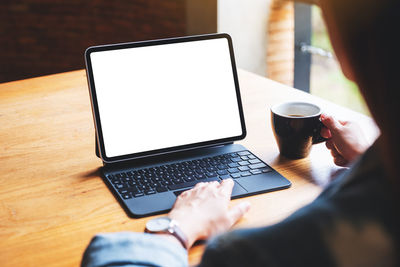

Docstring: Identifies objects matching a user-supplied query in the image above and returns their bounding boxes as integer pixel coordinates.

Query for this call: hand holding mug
[320,114,370,166]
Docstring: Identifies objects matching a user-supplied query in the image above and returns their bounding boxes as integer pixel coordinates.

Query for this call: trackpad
[231,181,247,198]
[235,172,291,193]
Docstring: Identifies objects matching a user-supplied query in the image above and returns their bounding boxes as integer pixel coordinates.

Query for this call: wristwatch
[145,217,189,249]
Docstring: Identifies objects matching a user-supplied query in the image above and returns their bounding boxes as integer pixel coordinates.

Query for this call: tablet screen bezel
[85,33,246,164]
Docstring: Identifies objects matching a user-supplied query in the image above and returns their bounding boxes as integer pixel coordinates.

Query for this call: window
[294,3,369,115]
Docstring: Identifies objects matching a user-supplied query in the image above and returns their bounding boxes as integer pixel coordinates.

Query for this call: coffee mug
[271,102,326,159]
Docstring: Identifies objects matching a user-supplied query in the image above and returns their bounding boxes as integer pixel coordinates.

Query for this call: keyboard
[106,150,272,200]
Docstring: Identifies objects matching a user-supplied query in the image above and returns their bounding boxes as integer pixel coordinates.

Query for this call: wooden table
[0,69,378,266]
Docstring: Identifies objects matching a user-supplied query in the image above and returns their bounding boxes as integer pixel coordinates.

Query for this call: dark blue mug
[271,102,326,159]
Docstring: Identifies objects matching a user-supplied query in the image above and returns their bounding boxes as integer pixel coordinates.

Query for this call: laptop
[85,33,291,217]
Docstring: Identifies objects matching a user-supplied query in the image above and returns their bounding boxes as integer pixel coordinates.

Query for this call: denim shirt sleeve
[81,232,188,267]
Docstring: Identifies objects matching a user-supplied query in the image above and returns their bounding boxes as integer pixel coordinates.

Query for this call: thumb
[321,114,342,134]
[228,202,251,226]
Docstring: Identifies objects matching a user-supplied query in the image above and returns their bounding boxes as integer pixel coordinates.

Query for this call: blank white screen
[90,38,243,158]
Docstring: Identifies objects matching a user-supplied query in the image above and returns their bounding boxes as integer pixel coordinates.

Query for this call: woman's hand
[320,114,370,166]
[168,179,251,248]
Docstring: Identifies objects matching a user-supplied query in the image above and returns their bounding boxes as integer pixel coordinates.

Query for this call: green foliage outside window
[310,6,370,115]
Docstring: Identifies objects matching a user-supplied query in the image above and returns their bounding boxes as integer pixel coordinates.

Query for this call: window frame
[294,2,312,92]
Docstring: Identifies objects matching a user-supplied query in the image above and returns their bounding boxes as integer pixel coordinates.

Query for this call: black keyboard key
[220,174,231,180]
[249,163,267,169]
[250,169,262,175]
[240,171,251,177]
[123,177,132,183]
[231,173,241,179]
[156,186,168,193]
[228,163,239,168]
[231,157,242,162]
[115,184,125,189]
[145,173,154,178]
[195,174,206,180]
[128,186,140,193]
[119,189,129,194]
[175,173,184,178]
[238,151,250,156]
[208,161,217,166]
[185,170,194,176]
[122,193,132,199]
[217,164,228,170]
[206,167,217,172]
[134,192,144,198]
[111,178,120,183]
[173,178,184,184]
[138,185,147,190]
[199,162,208,167]
[195,169,206,174]
[261,167,272,173]
[249,159,261,164]
[228,168,239,173]
[184,176,196,182]
[238,161,250,166]
[128,181,137,186]
[238,166,250,171]
[145,189,156,195]
[162,180,172,186]
[163,174,173,179]
[217,170,228,175]
[152,177,162,182]
[206,172,217,177]
[151,182,161,188]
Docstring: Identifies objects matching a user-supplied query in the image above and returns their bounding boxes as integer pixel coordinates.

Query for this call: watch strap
[167,220,189,250]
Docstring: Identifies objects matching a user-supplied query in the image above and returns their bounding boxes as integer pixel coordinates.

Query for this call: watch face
[146,217,171,232]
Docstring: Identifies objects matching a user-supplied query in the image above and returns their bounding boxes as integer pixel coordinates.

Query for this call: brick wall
[1,0,187,82]
[267,0,294,86]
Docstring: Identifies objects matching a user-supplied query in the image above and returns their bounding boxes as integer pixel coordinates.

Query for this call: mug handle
[312,121,328,144]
